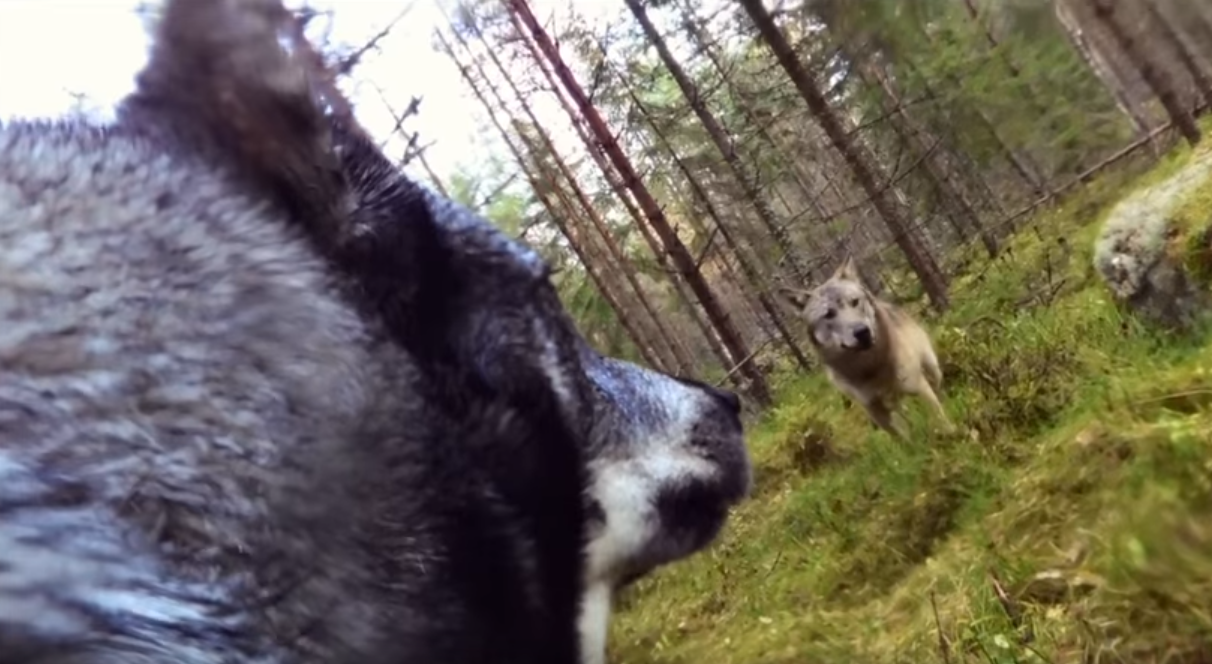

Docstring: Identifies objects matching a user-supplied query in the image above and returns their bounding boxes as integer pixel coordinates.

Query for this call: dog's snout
[853,325,873,348]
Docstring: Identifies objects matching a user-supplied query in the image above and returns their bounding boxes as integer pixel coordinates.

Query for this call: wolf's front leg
[863,400,907,440]
[910,379,956,434]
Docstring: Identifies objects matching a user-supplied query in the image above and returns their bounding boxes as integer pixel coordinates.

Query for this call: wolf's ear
[776,286,812,312]
[833,255,860,281]
[120,0,349,247]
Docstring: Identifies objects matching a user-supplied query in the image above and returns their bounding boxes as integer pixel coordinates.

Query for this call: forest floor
[610,132,1212,664]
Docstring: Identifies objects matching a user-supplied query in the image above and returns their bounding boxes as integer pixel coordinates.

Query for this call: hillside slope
[610,137,1212,664]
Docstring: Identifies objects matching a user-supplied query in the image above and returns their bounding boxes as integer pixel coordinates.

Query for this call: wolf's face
[807,277,879,353]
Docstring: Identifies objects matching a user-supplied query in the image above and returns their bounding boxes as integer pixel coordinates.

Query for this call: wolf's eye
[849,298,860,307]
[824,309,837,320]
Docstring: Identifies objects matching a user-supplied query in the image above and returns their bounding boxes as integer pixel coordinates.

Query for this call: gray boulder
[1093,155,1212,331]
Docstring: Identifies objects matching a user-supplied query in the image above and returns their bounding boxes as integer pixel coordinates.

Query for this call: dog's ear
[120,0,349,247]
[776,286,812,312]
[833,255,860,281]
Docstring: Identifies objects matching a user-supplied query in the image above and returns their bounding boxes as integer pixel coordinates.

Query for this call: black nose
[854,325,873,348]
[709,386,742,415]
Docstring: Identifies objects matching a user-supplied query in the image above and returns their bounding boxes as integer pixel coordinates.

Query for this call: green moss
[608,132,1212,663]
[1169,156,1212,286]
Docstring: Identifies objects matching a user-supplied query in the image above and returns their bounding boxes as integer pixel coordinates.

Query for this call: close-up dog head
[583,358,750,583]
[0,0,750,662]
[322,122,754,663]
[798,256,881,354]
[321,105,753,664]
[574,357,751,663]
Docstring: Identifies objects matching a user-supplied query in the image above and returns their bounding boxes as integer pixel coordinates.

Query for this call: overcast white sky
[0,0,623,188]
[0,0,726,204]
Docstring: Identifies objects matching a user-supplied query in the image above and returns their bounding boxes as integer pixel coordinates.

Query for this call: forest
[291,0,1212,660]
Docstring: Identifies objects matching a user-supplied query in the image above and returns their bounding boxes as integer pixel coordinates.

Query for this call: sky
[0,0,612,188]
[0,0,727,201]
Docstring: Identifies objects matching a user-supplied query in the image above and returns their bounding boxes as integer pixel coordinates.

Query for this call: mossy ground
[609,134,1212,663]
[1171,150,1212,287]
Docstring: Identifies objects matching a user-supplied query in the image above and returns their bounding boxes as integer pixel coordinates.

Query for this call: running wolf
[0,1,751,662]
[784,257,954,439]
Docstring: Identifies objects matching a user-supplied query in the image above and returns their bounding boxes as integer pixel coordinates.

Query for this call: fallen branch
[989,569,1033,644]
[967,119,1182,244]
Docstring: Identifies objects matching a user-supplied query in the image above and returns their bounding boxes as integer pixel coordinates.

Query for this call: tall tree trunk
[960,0,1057,126]
[738,0,950,311]
[506,0,773,405]
[663,131,815,373]
[623,125,774,340]
[1181,7,1212,82]
[911,26,1050,201]
[622,80,815,372]
[435,28,665,369]
[864,60,999,257]
[675,0,833,254]
[518,125,692,373]
[892,67,1013,220]
[499,7,734,379]
[447,14,696,376]
[1056,0,1155,139]
[539,173,666,368]
[623,0,811,286]
[1142,0,1212,111]
[1088,0,1201,146]
[961,0,1006,58]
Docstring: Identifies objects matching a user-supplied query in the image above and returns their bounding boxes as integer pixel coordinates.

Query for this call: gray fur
[786,257,953,440]
[577,358,749,664]
[0,0,751,662]
[0,118,395,663]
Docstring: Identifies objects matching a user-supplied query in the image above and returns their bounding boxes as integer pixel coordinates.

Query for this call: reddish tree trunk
[647,105,815,372]
[737,0,950,310]
[499,8,733,379]
[506,0,772,405]
[610,58,815,372]
[435,29,665,369]
[623,0,811,285]
[454,21,694,375]
[676,3,831,246]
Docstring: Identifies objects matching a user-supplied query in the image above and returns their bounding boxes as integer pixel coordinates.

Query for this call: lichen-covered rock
[1093,154,1212,330]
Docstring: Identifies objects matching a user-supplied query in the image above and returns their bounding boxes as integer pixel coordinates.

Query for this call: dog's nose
[709,386,742,415]
[853,325,873,347]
